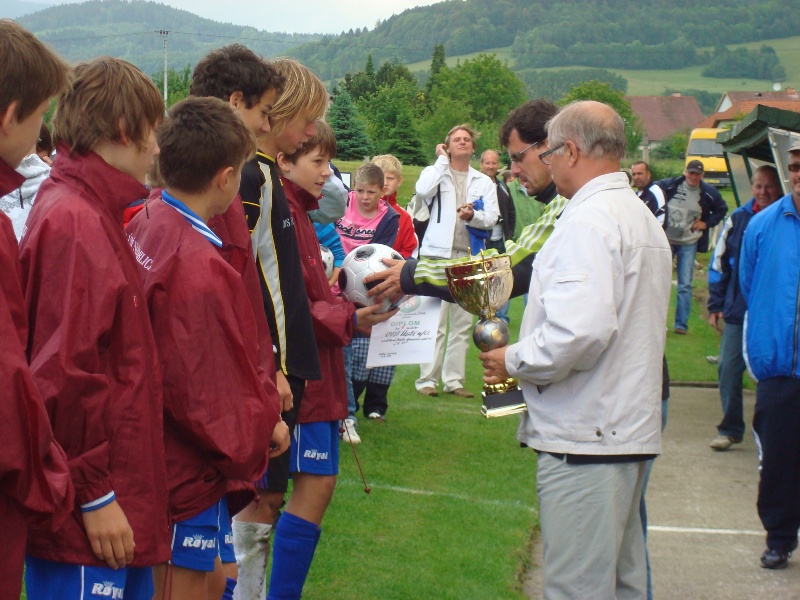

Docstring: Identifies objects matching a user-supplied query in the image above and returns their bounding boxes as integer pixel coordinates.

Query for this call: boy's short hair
[371,154,402,177]
[37,122,54,157]
[354,163,384,189]
[190,44,284,108]
[281,120,337,164]
[0,20,69,121]
[53,57,163,155]
[158,97,256,194]
[444,123,479,148]
[267,59,328,137]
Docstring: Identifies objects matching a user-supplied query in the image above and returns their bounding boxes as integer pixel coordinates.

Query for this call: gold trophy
[445,253,526,418]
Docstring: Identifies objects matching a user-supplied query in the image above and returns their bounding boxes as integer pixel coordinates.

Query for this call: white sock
[232,520,273,600]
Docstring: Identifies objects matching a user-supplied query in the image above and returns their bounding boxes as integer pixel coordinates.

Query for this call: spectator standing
[631,161,667,226]
[656,160,727,334]
[739,143,800,569]
[335,164,400,421]
[708,165,781,451]
[414,124,498,398]
[372,154,417,258]
[480,149,515,323]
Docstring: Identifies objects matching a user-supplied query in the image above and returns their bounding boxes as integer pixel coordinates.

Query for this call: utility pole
[158,29,169,107]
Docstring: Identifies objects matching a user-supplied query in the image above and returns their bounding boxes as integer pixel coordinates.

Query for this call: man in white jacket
[415,124,498,398]
[481,101,671,599]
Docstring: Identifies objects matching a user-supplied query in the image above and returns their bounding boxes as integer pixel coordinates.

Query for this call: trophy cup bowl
[445,253,527,418]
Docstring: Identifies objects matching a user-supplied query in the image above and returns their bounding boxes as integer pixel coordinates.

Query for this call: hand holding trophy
[445,253,526,417]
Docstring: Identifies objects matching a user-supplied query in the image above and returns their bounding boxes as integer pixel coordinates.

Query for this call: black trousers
[352,380,389,417]
[753,376,800,550]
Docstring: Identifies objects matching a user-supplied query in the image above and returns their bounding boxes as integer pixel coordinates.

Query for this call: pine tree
[384,109,427,166]
[328,89,373,161]
[424,44,447,100]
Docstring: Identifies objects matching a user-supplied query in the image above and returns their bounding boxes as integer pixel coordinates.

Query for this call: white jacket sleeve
[415,155,449,198]
[505,220,621,385]
[467,175,499,230]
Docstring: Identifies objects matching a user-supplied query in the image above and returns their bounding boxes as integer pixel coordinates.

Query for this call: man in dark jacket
[656,160,727,334]
[707,165,781,452]
[480,149,516,322]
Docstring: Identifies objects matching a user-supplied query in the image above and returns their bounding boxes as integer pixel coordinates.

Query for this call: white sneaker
[341,418,361,444]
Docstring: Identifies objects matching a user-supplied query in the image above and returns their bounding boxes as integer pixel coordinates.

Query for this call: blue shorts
[290,421,340,476]
[25,555,153,600]
[170,501,222,572]
[218,496,235,564]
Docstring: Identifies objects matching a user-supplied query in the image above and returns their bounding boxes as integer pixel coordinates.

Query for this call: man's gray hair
[545,100,626,160]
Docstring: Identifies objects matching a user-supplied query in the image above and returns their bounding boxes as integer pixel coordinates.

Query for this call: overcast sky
[37,0,447,34]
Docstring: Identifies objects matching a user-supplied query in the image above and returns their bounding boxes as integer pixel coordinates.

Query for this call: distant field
[405,36,800,97]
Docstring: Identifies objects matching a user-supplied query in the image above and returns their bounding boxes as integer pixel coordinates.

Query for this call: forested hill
[289,0,798,79]
[17,0,321,76]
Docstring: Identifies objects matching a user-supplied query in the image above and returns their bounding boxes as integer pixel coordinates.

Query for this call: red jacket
[127,195,280,522]
[385,193,417,259]
[19,146,170,566]
[0,161,73,599]
[208,192,279,387]
[282,178,353,423]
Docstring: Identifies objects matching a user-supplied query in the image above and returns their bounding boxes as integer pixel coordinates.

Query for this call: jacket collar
[282,177,319,213]
[562,172,631,218]
[0,157,25,197]
[535,182,558,205]
[50,142,149,223]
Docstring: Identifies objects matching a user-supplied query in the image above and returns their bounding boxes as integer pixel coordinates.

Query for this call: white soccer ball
[338,243,404,312]
[319,245,334,278]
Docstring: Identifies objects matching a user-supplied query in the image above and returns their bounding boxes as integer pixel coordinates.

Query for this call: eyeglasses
[788,163,800,173]
[539,144,565,166]
[508,140,541,163]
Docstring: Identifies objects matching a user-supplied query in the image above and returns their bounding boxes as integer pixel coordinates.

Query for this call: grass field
[405,36,800,97]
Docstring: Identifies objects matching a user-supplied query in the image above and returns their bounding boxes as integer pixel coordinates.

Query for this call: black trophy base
[481,387,527,418]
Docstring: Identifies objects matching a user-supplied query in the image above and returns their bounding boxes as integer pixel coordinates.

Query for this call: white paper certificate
[365,296,442,368]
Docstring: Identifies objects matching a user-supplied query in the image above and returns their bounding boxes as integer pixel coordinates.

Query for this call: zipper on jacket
[793,266,800,376]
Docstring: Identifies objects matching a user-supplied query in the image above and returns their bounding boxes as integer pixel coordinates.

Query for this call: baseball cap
[788,139,800,153]
[686,160,704,174]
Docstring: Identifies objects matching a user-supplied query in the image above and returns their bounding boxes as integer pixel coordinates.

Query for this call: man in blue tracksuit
[739,142,800,570]
[707,165,782,451]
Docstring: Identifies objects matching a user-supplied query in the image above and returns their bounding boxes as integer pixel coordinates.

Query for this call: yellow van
[685,128,729,187]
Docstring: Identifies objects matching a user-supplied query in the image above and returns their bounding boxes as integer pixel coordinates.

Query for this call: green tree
[424,43,448,102]
[429,54,527,124]
[342,54,379,102]
[417,99,473,161]
[376,58,416,88]
[559,80,643,153]
[359,79,420,155]
[384,110,427,166]
[328,89,373,161]
[150,65,192,108]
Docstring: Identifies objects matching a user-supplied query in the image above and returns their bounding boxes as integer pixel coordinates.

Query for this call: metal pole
[159,30,168,107]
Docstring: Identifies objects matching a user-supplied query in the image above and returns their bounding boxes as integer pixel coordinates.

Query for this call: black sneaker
[761,540,798,570]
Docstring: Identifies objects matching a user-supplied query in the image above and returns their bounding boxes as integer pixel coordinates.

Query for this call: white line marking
[338,478,538,514]
[649,525,763,536]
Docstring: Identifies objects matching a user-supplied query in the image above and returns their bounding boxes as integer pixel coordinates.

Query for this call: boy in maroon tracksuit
[19,57,170,599]
[0,20,73,600]
[126,97,286,600]
[271,121,395,597]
